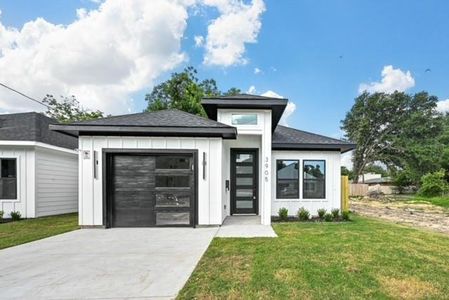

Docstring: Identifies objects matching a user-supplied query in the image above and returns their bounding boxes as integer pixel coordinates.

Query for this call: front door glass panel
[231,149,258,214]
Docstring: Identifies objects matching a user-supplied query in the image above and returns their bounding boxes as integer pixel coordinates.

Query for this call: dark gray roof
[272,125,355,153]
[201,94,288,131]
[0,112,78,150]
[50,109,237,139]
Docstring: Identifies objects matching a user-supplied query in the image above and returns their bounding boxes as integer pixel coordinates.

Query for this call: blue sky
[0,0,448,138]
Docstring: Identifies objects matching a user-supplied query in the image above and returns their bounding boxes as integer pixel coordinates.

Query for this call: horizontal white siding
[271,151,341,216]
[0,146,34,218]
[79,136,223,226]
[35,148,78,217]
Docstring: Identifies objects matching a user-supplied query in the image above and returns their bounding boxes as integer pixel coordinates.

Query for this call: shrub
[331,208,340,219]
[297,207,310,221]
[324,212,333,222]
[342,210,350,221]
[418,170,449,197]
[10,211,21,221]
[0,210,4,221]
[278,207,288,221]
[317,208,326,220]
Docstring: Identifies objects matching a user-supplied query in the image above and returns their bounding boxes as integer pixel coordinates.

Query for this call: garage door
[106,153,196,227]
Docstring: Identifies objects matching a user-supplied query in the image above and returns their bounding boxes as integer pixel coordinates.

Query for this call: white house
[51,94,355,227]
[0,112,78,218]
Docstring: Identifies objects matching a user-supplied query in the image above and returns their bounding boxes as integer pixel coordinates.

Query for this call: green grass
[0,213,79,249]
[402,195,449,209]
[178,216,449,299]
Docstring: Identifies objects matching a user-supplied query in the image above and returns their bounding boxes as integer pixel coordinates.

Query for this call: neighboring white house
[51,94,355,227]
[0,112,78,218]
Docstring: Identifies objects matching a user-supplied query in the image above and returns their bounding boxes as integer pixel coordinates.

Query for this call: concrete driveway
[0,227,217,300]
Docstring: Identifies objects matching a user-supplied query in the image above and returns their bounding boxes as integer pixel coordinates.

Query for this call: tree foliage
[341,91,444,183]
[145,66,241,116]
[43,95,104,123]
[418,170,449,197]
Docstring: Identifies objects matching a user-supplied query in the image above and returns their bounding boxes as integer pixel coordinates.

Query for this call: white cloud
[436,99,449,114]
[247,85,256,94]
[261,90,296,126]
[194,35,204,47]
[358,65,415,94]
[0,0,192,114]
[202,0,265,66]
[254,67,261,74]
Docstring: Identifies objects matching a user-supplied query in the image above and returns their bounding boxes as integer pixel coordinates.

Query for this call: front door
[231,149,258,214]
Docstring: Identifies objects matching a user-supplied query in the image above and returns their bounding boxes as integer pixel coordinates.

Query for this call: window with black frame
[303,160,325,199]
[0,158,17,199]
[276,160,299,199]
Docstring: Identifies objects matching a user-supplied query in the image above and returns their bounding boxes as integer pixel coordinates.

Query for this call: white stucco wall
[78,136,223,226]
[271,150,341,216]
[0,143,78,219]
[218,109,272,225]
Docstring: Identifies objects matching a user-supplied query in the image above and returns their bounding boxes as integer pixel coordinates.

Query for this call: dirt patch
[351,198,449,235]
[379,276,438,299]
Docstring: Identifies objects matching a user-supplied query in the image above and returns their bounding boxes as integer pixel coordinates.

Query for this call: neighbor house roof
[0,112,78,149]
[272,125,355,153]
[201,94,288,131]
[50,109,237,139]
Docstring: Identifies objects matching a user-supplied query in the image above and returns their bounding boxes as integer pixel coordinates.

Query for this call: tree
[363,164,388,177]
[43,95,104,123]
[145,66,241,116]
[341,166,354,180]
[341,91,443,183]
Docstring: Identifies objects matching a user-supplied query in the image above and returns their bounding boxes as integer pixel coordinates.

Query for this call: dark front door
[231,149,258,214]
[106,152,196,227]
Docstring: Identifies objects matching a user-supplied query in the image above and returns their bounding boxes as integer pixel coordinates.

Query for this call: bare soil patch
[351,197,449,235]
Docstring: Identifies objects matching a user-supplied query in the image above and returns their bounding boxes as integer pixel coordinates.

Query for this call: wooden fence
[349,183,369,196]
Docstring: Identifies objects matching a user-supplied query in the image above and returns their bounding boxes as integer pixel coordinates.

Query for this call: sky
[0,0,448,149]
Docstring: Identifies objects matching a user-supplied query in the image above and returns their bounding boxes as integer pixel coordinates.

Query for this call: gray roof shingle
[272,125,355,153]
[72,109,232,128]
[0,112,78,149]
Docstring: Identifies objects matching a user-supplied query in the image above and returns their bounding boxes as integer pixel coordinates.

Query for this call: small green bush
[10,211,21,221]
[331,208,340,219]
[418,170,449,197]
[317,208,326,220]
[297,207,310,221]
[324,212,333,222]
[0,210,4,221]
[342,210,350,221]
[278,207,288,221]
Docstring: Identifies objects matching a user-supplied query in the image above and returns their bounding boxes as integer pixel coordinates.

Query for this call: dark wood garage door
[106,152,196,227]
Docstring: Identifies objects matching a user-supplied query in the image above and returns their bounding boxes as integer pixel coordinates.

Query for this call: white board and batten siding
[35,148,78,217]
[79,136,223,226]
[0,145,78,218]
[271,150,341,216]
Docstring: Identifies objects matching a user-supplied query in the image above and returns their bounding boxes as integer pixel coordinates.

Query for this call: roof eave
[272,143,356,153]
[49,124,237,139]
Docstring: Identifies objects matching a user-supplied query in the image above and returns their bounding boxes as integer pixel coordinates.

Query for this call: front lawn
[0,213,79,249]
[179,216,449,299]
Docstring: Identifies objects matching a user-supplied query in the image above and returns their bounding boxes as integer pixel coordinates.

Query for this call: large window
[303,160,325,199]
[231,114,258,125]
[0,158,17,199]
[276,160,299,199]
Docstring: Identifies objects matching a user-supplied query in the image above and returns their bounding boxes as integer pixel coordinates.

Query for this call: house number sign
[264,156,269,182]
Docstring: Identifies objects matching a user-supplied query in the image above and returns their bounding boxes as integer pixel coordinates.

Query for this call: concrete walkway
[216,216,278,238]
[0,227,217,300]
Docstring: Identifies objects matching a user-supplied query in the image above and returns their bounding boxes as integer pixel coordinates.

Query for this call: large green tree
[341,91,444,183]
[43,95,104,123]
[145,66,241,116]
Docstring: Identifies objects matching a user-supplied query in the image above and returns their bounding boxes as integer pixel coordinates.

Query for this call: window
[0,158,17,199]
[231,114,257,125]
[303,160,325,199]
[276,160,299,199]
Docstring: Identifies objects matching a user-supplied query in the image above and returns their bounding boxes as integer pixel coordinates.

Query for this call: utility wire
[0,82,50,109]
